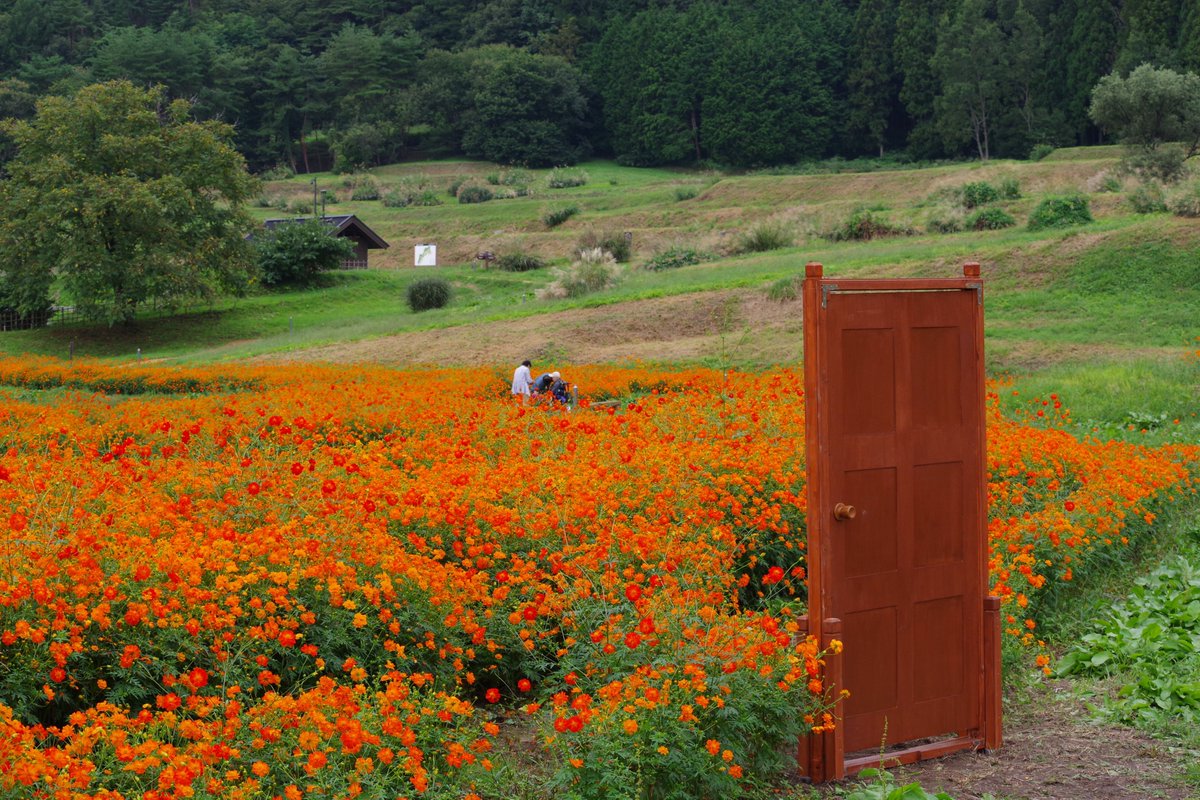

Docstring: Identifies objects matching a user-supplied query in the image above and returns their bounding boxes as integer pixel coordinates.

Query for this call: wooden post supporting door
[801,262,1001,783]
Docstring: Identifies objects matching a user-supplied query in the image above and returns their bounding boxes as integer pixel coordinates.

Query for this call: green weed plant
[1056,554,1200,728]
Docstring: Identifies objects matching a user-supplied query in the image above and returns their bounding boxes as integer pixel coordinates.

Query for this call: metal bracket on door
[821,284,840,309]
[965,282,982,305]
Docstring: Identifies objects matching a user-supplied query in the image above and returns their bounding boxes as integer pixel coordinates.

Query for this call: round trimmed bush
[495,252,546,272]
[457,185,494,204]
[407,278,451,312]
[1027,195,1092,231]
[966,207,1016,230]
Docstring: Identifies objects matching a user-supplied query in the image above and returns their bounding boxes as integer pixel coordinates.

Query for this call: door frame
[799,261,1002,782]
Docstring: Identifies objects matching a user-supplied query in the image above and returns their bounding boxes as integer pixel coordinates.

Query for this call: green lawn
[3,151,1198,444]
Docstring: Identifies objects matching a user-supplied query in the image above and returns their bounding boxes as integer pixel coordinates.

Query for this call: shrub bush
[495,252,547,272]
[547,168,588,188]
[926,205,965,233]
[1029,143,1055,161]
[735,220,795,253]
[255,218,354,287]
[642,246,708,271]
[539,249,621,299]
[383,190,410,208]
[447,177,467,197]
[1121,144,1190,184]
[966,207,1016,230]
[576,230,632,262]
[960,181,999,208]
[1027,195,1092,230]
[407,278,451,311]
[457,184,494,204]
[1128,183,1168,214]
[765,276,800,301]
[828,209,910,241]
[260,163,295,181]
[385,187,443,208]
[499,168,531,187]
[1168,181,1200,217]
[350,180,380,201]
[674,185,699,201]
[999,177,1022,199]
[542,206,579,228]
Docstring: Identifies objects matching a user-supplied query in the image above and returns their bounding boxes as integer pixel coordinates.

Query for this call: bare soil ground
[260,288,807,369]
[820,682,1198,800]
[257,285,1183,373]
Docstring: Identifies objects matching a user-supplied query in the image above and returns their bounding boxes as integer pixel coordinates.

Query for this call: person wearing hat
[550,372,570,403]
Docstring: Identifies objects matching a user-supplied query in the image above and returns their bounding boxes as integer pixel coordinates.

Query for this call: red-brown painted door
[813,283,986,754]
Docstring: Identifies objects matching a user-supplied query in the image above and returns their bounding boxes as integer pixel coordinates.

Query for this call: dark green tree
[704,3,845,165]
[317,23,422,124]
[894,0,952,157]
[933,0,1005,160]
[0,82,258,325]
[0,0,94,73]
[847,0,899,156]
[1181,4,1200,71]
[1116,0,1183,72]
[993,0,1050,156]
[1046,0,1122,144]
[419,46,590,166]
[590,4,719,165]
[89,26,213,99]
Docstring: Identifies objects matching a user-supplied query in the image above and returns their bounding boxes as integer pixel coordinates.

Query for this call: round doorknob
[833,503,857,521]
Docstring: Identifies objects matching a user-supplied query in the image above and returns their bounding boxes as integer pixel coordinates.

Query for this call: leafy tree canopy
[0,81,258,325]
[254,218,354,287]
[1089,63,1200,159]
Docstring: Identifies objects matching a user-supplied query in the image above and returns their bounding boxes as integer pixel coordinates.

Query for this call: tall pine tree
[847,0,899,156]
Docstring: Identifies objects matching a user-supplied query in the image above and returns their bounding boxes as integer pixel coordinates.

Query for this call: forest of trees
[2,0,1199,171]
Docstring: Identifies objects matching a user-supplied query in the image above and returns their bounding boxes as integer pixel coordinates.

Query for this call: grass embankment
[5,150,1195,450]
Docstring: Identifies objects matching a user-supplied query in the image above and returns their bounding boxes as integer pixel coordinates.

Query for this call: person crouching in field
[550,374,570,404]
[512,360,533,403]
[532,370,559,395]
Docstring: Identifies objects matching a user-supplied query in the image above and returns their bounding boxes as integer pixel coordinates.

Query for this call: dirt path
[828,683,1198,800]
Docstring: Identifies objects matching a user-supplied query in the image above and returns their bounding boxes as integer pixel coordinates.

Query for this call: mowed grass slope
[2,146,1197,444]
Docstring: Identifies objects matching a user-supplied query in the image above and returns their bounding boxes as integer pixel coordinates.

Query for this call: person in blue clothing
[532,371,556,394]
[550,374,570,403]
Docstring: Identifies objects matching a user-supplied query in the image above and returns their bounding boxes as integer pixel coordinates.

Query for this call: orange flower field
[0,356,1196,799]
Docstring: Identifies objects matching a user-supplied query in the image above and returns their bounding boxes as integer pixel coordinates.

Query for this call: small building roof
[261,214,389,249]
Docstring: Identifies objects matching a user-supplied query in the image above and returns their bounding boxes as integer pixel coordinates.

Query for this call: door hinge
[821,283,839,309]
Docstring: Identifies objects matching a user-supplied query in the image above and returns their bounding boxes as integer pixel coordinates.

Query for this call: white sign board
[414,244,437,266]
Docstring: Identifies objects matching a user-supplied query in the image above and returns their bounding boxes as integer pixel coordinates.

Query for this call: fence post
[69,340,75,361]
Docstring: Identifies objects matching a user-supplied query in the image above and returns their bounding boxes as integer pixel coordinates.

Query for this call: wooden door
[802,262,1000,778]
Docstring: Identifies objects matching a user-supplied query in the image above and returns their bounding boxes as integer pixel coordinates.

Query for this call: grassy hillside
[1,147,1197,444]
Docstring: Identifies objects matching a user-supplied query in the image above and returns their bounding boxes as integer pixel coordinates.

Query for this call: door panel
[821,288,984,753]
